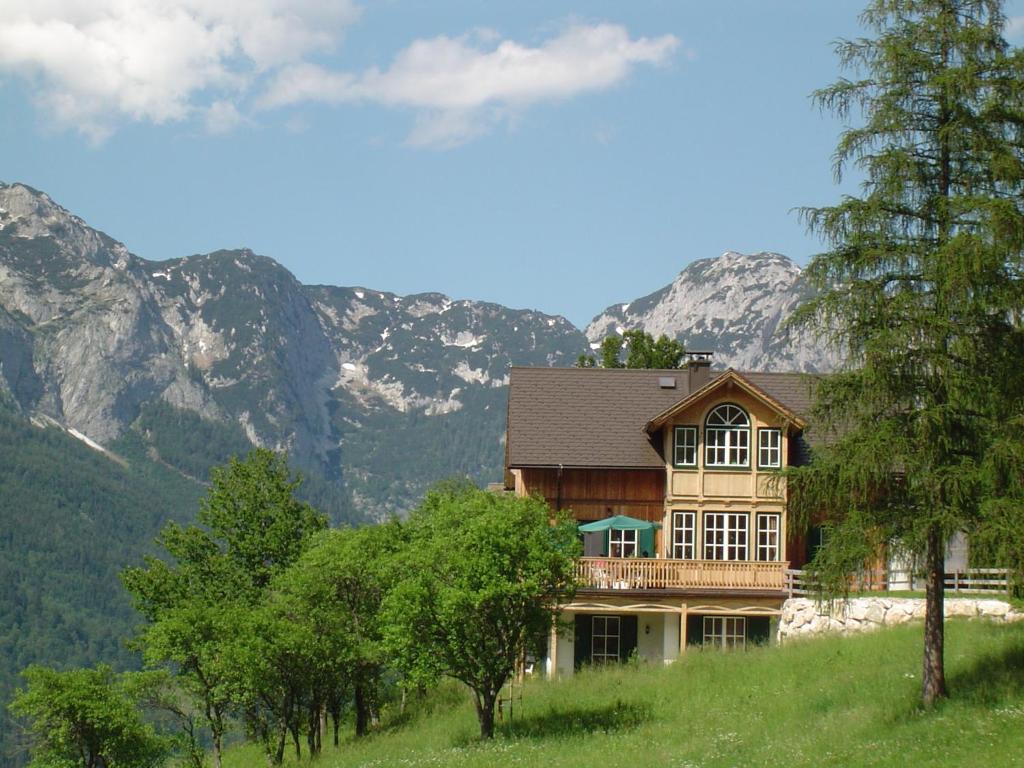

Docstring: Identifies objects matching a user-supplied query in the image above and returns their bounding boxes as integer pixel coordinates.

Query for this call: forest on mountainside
[0,401,206,765]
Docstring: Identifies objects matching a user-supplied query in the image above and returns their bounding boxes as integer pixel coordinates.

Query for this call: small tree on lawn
[122,449,327,767]
[9,665,170,768]
[382,482,578,739]
[277,524,402,742]
[789,0,1024,708]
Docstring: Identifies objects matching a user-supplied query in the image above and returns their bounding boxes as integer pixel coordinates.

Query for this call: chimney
[686,351,713,391]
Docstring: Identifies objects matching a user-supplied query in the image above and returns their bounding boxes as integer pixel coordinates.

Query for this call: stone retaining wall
[778,597,1024,642]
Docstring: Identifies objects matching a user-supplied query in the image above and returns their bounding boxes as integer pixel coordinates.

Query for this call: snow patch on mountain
[453,361,490,385]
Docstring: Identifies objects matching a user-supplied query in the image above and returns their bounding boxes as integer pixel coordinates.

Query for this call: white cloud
[204,99,248,135]
[0,0,360,140]
[1007,16,1024,39]
[0,4,678,147]
[260,23,680,147]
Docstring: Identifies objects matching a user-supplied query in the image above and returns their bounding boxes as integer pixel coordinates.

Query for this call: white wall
[663,614,680,663]
[546,613,575,678]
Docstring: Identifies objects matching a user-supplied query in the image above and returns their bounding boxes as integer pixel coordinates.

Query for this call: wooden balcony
[575,557,787,592]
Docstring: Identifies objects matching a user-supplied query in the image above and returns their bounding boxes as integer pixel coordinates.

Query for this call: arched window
[704,404,750,467]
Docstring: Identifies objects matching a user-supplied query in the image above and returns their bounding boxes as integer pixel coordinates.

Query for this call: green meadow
[223,619,1024,768]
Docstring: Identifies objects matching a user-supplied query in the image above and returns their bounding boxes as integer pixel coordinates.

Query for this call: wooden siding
[518,467,664,523]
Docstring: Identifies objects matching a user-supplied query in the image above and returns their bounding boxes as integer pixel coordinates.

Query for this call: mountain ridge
[0,181,835,519]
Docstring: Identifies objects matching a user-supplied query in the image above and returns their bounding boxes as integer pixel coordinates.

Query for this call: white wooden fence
[785,567,1012,597]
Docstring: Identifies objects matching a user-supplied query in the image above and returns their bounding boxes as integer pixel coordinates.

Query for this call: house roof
[506,366,817,470]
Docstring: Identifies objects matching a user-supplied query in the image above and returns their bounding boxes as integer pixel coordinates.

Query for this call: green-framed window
[757,428,782,469]
[673,426,698,467]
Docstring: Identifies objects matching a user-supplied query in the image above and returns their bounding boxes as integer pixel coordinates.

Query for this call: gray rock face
[586,251,840,372]
[0,183,837,516]
[0,183,588,515]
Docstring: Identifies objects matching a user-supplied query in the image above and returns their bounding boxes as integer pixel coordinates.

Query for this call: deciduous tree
[9,665,169,768]
[122,449,327,766]
[576,330,685,369]
[381,482,578,739]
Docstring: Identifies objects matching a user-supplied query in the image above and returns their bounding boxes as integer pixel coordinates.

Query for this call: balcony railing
[575,557,787,591]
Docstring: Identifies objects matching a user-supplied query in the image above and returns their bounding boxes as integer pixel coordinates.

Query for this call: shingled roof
[506,366,817,469]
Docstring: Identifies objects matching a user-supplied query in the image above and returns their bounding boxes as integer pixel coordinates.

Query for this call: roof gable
[644,369,808,433]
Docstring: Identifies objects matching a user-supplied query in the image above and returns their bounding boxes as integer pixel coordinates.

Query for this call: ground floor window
[686,614,770,649]
[702,616,746,649]
[591,616,620,664]
[573,614,639,669]
[704,513,748,560]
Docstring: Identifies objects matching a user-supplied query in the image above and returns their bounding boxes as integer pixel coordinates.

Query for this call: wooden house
[504,355,817,675]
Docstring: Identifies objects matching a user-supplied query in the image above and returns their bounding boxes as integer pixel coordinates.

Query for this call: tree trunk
[922,525,948,707]
[474,690,497,739]
[355,682,371,737]
[307,706,317,757]
[319,704,326,753]
[274,726,286,766]
[212,731,223,768]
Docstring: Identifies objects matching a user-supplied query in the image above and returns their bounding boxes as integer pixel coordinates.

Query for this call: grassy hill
[224,619,1024,768]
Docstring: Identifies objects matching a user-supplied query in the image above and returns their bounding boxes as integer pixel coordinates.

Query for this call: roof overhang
[644,368,808,434]
[507,463,665,471]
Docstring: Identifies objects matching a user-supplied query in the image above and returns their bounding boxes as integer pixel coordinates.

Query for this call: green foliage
[221,620,1024,768]
[130,402,253,482]
[381,483,579,738]
[576,330,685,369]
[0,408,202,766]
[122,449,328,766]
[788,0,1024,706]
[118,402,361,527]
[228,525,404,764]
[273,525,403,742]
[332,387,509,515]
[8,665,170,768]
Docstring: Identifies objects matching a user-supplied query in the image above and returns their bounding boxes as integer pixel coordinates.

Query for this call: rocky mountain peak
[585,250,836,372]
[0,182,131,271]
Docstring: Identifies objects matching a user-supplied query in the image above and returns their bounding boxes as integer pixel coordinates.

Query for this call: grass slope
[225,620,1024,768]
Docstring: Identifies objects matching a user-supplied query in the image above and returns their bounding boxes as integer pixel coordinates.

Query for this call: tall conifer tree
[789,0,1024,707]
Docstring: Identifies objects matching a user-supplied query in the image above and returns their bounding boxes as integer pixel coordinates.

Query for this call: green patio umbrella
[577,515,661,533]
[578,515,661,557]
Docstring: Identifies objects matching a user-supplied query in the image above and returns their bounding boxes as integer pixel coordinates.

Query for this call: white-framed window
[591,616,620,663]
[756,514,781,561]
[672,511,696,559]
[609,529,637,558]
[705,404,750,467]
[758,428,782,468]
[703,616,746,649]
[673,426,698,467]
[703,513,748,561]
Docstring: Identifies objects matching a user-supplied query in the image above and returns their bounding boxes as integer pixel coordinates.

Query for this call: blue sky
[2,1,1023,327]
